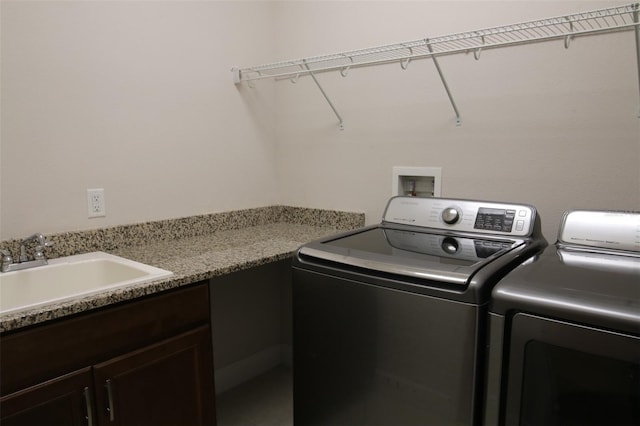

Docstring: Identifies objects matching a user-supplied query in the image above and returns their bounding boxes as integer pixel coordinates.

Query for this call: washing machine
[484,210,640,426]
[292,196,547,425]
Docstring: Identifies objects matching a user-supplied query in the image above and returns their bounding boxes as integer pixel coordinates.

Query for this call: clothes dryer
[485,210,640,426]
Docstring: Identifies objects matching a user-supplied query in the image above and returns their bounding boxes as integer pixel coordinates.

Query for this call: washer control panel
[473,207,517,233]
[383,196,536,237]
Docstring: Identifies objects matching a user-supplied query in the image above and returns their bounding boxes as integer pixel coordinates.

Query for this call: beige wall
[1,0,280,239]
[271,0,640,240]
[2,1,639,242]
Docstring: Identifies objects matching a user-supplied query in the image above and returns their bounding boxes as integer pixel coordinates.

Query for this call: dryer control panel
[383,196,537,237]
[558,210,640,254]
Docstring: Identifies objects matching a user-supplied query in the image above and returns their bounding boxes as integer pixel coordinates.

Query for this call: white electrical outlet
[87,188,106,218]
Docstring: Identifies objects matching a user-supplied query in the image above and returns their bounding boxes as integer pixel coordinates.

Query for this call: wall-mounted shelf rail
[232,3,640,128]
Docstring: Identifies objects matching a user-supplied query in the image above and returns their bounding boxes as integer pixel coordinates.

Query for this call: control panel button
[442,207,460,224]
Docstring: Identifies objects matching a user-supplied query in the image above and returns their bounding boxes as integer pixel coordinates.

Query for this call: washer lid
[298,226,523,285]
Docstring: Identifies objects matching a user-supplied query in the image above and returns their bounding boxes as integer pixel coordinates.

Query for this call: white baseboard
[215,344,292,394]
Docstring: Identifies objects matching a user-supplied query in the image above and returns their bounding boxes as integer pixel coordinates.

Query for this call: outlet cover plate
[87,188,106,218]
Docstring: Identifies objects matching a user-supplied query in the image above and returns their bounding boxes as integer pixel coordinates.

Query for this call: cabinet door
[93,325,215,426]
[0,367,94,426]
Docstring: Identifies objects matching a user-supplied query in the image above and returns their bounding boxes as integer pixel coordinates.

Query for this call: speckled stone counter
[0,206,364,333]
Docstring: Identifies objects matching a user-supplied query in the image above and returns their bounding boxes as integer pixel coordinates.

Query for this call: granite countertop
[0,207,364,333]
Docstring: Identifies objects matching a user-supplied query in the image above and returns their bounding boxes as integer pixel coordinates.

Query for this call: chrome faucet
[1,233,53,272]
[20,233,51,261]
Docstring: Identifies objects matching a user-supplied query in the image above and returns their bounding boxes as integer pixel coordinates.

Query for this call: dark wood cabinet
[1,283,216,426]
[1,368,93,426]
[93,326,214,426]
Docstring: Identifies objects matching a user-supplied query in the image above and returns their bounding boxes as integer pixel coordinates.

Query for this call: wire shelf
[233,3,639,82]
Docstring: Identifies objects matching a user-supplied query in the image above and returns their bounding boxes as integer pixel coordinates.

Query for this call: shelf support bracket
[634,6,640,118]
[303,61,345,130]
[426,40,461,126]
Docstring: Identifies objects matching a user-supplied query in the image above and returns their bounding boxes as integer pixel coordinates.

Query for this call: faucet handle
[1,249,13,268]
[22,233,46,246]
[20,234,53,262]
[34,240,54,260]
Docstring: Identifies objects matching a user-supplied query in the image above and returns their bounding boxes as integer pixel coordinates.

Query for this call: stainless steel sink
[0,252,173,315]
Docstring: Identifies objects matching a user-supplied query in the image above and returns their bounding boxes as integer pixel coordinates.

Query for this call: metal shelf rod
[232,3,640,126]
[303,61,345,130]
[235,4,638,82]
[239,22,638,83]
[427,41,461,126]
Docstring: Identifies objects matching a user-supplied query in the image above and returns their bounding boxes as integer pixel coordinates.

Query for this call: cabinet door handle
[83,386,94,426]
[105,379,115,422]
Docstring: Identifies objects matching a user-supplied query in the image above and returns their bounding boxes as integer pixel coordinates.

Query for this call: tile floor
[216,366,293,426]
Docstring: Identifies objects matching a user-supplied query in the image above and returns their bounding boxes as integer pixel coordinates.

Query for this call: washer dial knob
[442,207,460,224]
[441,237,460,254]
